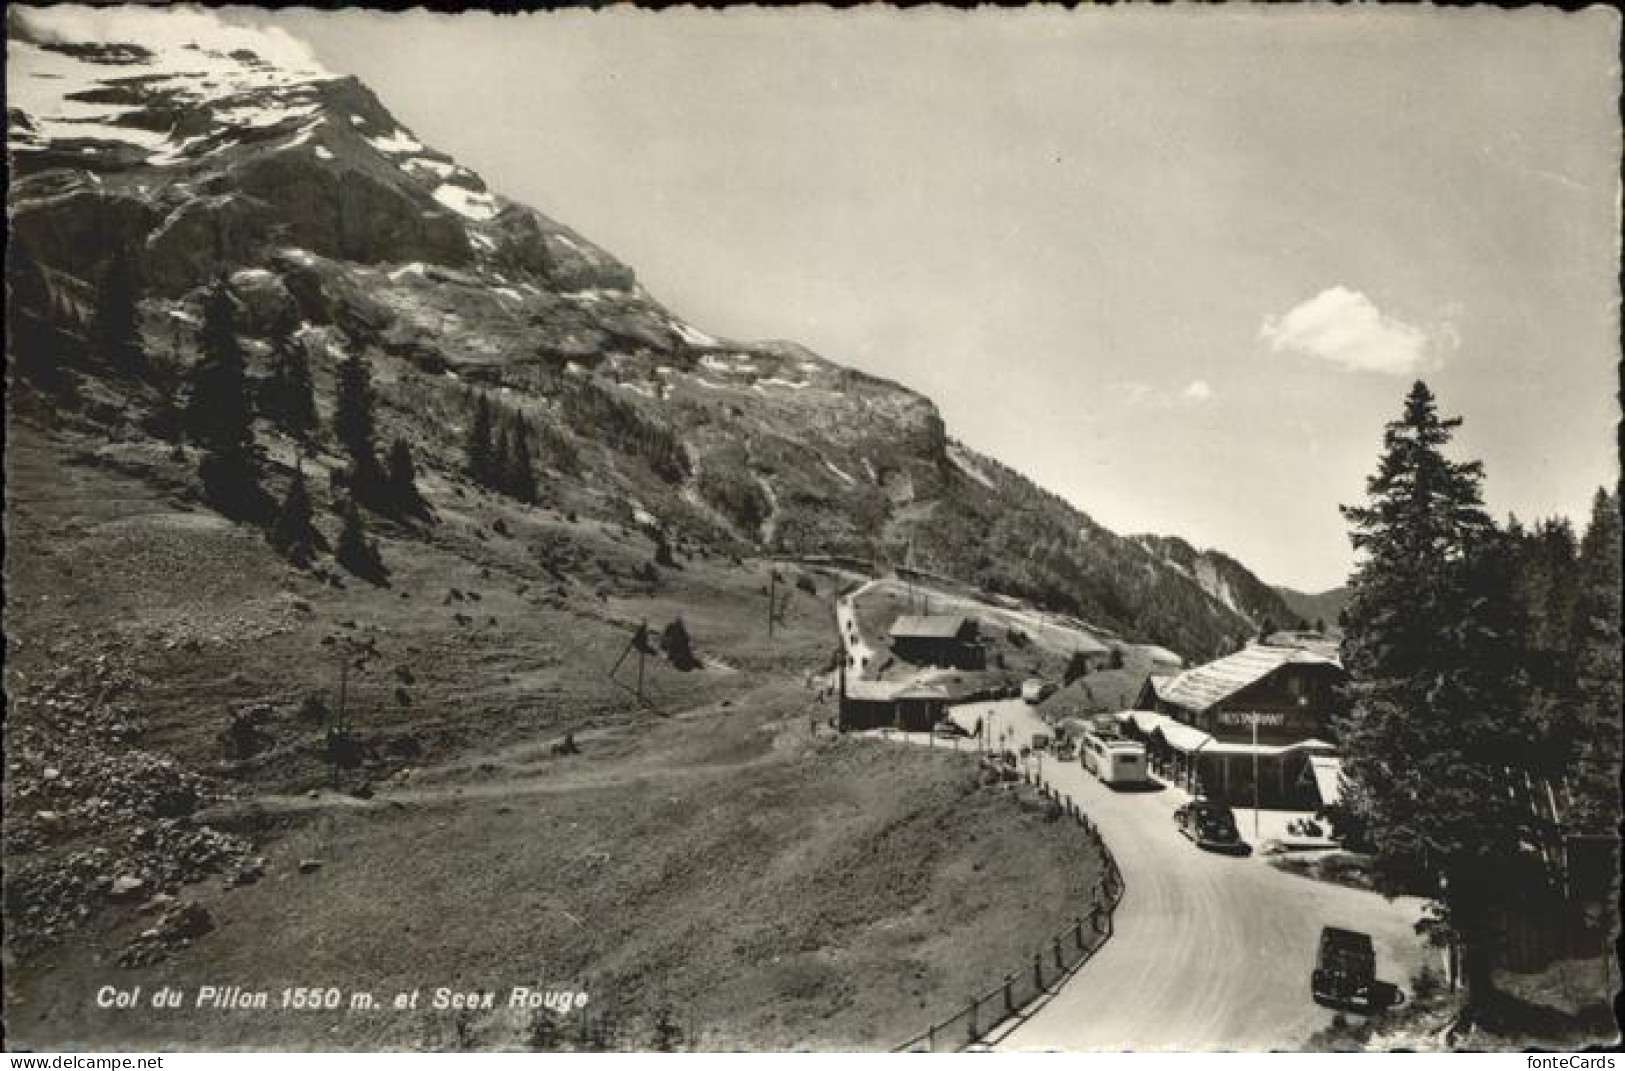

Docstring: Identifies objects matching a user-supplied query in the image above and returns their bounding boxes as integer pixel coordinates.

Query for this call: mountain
[1273,585,1351,634]
[1129,534,1301,632]
[7,11,1281,661]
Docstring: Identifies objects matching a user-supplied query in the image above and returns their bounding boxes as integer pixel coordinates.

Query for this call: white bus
[1080,727,1149,787]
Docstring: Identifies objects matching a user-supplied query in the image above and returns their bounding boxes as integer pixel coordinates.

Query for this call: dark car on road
[1173,798,1245,853]
[1310,926,1377,1009]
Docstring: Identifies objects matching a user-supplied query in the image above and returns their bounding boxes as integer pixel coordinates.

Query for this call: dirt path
[202,697,780,822]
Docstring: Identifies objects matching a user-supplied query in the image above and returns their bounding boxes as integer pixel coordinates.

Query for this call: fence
[892,778,1126,1052]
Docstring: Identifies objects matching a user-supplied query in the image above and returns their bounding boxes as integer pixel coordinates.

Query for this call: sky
[107,8,1625,588]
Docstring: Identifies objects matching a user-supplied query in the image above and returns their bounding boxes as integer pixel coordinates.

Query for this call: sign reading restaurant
[1216,711,1287,728]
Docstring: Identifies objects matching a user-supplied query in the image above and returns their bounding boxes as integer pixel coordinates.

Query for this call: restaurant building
[1121,642,1348,808]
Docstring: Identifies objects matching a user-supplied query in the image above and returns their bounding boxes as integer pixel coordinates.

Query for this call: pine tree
[94,247,146,378]
[334,348,391,508]
[502,413,539,504]
[267,314,317,437]
[7,242,74,399]
[335,498,386,583]
[332,346,374,449]
[269,465,319,566]
[466,392,496,489]
[494,419,515,495]
[385,437,426,517]
[662,617,700,671]
[1337,380,1544,1018]
[1568,488,1622,835]
[186,280,262,517]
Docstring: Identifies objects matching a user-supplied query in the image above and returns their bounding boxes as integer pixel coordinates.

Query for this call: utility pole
[636,620,646,702]
[608,622,652,706]
[1252,713,1261,842]
[767,570,778,639]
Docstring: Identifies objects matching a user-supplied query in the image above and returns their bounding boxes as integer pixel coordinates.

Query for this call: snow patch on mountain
[432,184,498,221]
[366,128,425,155]
[9,9,334,159]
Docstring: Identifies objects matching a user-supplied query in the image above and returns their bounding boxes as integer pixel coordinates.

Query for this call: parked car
[1173,798,1245,852]
[1021,679,1057,704]
[1310,927,1377,1009]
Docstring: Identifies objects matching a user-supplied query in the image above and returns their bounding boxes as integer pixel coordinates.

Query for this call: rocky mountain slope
[7,10,1279,661]
[1130,534,1300,635]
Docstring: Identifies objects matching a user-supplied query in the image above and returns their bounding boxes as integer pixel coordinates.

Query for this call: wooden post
[636,620,646,701]
[966,997,978,1043]
[1003,974,1015,1013]
[1033,952,1043,990]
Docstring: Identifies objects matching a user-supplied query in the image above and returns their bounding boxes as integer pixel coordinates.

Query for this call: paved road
[885,699,1429,1052]
[835,579,882,674]
[953,700,1429,1051]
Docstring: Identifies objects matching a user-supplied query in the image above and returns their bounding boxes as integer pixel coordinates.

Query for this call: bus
[1079,725,1149,788]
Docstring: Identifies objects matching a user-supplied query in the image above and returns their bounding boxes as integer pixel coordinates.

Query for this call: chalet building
[837,678,950,732]
[886,615,985,671]
[1121,642,1348,808]
[1071,633,1115,674]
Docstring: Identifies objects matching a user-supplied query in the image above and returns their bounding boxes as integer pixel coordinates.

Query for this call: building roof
[1156,721,1215,753]
[1154,643,1342,715]
[889,614,974,640]
[1118,709,1214,753]
[1307,755,1344,806]
[843,679,951,703]
[844,679,904,702]
[1072,634,1112,657]
[1137,644,1184,666]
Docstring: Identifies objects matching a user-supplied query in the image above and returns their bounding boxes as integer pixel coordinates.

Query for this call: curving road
[950,699,1429,1051]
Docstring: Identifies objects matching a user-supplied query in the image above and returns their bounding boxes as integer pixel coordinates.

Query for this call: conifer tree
[332,348,382,497]
[335,497,386,583]
[269,465,319,566]
[1568,488,1622,835]
[1337,380,1544,1018]
[7,242,74,398]
[466,392,496,489]
[494,419,515,495]
[661,617,700,671]
[267,314,318,437]
[94,247,146,378]
[385,436,426,517]
[186,280,262,517]
[503,412,539,504]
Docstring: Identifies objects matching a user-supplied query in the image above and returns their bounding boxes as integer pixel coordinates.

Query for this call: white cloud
[1182,379,1213,401]
[1261,286,1448,376]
